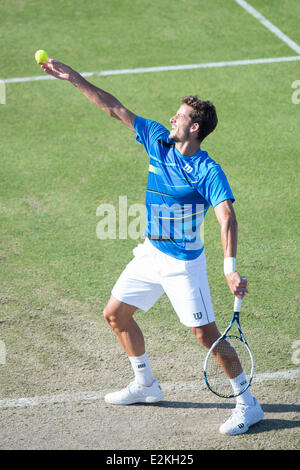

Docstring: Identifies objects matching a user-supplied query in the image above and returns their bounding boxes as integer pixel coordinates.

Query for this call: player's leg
[103,296,163,404]
[103,240,165,405]
[162,251,249,394]
[191,322,243,379]
[188,323,263,436]
[191,323,263,435]
[103,295,144,357]
[162,250,263,434]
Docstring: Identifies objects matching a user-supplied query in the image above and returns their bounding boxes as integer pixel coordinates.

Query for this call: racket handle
[234,297,242,312]
[234,276,246,312]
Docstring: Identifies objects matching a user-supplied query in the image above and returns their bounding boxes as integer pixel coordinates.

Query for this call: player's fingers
[235,285,248,297]
[40,64,49,73]
[236,293,245,300]
[41,60,61,75]
[239,286,247,293]
[50,59,69,70]
[40,64,53,75]
[45,58,54,65]
[40,64,61,79]
[42,59,60,72]
[238,278,248,291]
[238,283,248,291]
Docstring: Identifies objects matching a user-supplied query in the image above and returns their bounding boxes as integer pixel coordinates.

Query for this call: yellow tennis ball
[35,50,48,63]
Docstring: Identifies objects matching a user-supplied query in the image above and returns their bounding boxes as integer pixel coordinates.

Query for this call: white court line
[0,368,299,409]
[235,0,300,55]
[2,55,300,84]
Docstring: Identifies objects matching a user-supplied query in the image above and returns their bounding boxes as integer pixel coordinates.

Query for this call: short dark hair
[181,95,218,142]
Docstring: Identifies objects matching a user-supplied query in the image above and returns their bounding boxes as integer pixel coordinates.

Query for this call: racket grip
[234,297,242,312]
[234,276,247,312]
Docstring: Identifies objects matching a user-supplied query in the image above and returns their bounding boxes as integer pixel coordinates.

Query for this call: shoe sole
[105,392,164,405]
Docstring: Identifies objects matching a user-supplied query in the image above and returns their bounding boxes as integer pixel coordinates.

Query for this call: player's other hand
[40,59,75,81]
[225,272,248,299]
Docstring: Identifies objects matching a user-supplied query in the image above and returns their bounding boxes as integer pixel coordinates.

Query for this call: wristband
[224,257,236,275]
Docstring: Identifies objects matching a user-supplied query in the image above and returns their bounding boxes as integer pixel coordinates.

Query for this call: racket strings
[205,336,252,397]
[212,338,243,379]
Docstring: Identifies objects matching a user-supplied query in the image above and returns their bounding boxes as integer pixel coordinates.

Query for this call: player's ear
[190,122,200,136]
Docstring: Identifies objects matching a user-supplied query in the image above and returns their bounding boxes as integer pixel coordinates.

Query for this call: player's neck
[175,140,201,157]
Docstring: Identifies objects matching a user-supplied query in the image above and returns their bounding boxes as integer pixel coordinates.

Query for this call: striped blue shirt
[134,116,235,260]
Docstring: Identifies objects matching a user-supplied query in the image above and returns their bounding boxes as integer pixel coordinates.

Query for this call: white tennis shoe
[104,379,164,405]
[219,398,264,435]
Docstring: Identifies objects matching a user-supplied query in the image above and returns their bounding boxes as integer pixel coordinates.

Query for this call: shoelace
[229,404,248,421]
[127,381,142,393]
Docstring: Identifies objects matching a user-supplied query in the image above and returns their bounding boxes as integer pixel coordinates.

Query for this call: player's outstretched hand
[40,59,75,81]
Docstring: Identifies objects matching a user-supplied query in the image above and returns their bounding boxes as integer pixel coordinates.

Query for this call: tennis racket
[203,287,254,398]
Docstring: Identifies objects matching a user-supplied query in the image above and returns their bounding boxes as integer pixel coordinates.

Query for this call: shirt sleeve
[134,115,170,154]
[200,166,235,208]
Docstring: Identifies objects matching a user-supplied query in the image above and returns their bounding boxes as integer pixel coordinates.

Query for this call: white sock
[230,371,255,406]
[128,352,154,387]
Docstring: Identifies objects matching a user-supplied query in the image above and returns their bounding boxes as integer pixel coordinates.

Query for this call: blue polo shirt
[134,116,235,260]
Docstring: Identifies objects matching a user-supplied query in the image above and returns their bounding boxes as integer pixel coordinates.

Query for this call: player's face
[169,104,194,142]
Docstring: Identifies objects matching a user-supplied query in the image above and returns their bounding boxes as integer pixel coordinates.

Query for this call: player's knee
[192,324,218,349]
[103,306,125,332]
[192,326,206,346]
[103,308,116,327]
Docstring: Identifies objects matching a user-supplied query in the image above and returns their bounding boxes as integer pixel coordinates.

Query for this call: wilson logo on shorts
[193,312,203,320]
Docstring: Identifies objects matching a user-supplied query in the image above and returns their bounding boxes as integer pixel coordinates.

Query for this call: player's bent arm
[214,199,248,298]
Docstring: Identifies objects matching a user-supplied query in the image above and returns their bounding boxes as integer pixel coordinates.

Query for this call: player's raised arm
[39,59,136,131]
[214,199,248,299]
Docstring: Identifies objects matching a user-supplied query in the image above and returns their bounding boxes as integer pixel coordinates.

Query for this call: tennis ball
[35,50,48,63]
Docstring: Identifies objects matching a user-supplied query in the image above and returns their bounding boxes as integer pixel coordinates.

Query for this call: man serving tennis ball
[39,57,264,435]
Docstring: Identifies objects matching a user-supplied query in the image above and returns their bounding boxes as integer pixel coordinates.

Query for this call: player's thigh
[162,251,215,328]
[110,241,164,313]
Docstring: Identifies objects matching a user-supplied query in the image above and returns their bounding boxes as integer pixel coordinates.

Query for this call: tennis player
[40,59,264,435]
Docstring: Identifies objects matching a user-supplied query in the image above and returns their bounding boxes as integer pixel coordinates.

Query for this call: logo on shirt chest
[183,163,193,174]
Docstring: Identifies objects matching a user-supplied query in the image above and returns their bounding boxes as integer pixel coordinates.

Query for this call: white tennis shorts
[111,238,215,328]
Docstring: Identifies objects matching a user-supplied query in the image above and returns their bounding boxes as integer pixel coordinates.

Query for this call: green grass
[0,0,299,396]
[0,0,297,80]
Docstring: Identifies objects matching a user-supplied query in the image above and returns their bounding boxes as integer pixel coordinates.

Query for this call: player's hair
[181,95,218,142]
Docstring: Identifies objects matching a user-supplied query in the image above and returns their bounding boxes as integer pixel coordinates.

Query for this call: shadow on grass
[134,401,300,433]
[152,401,300,412]
[247,419,300,434]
